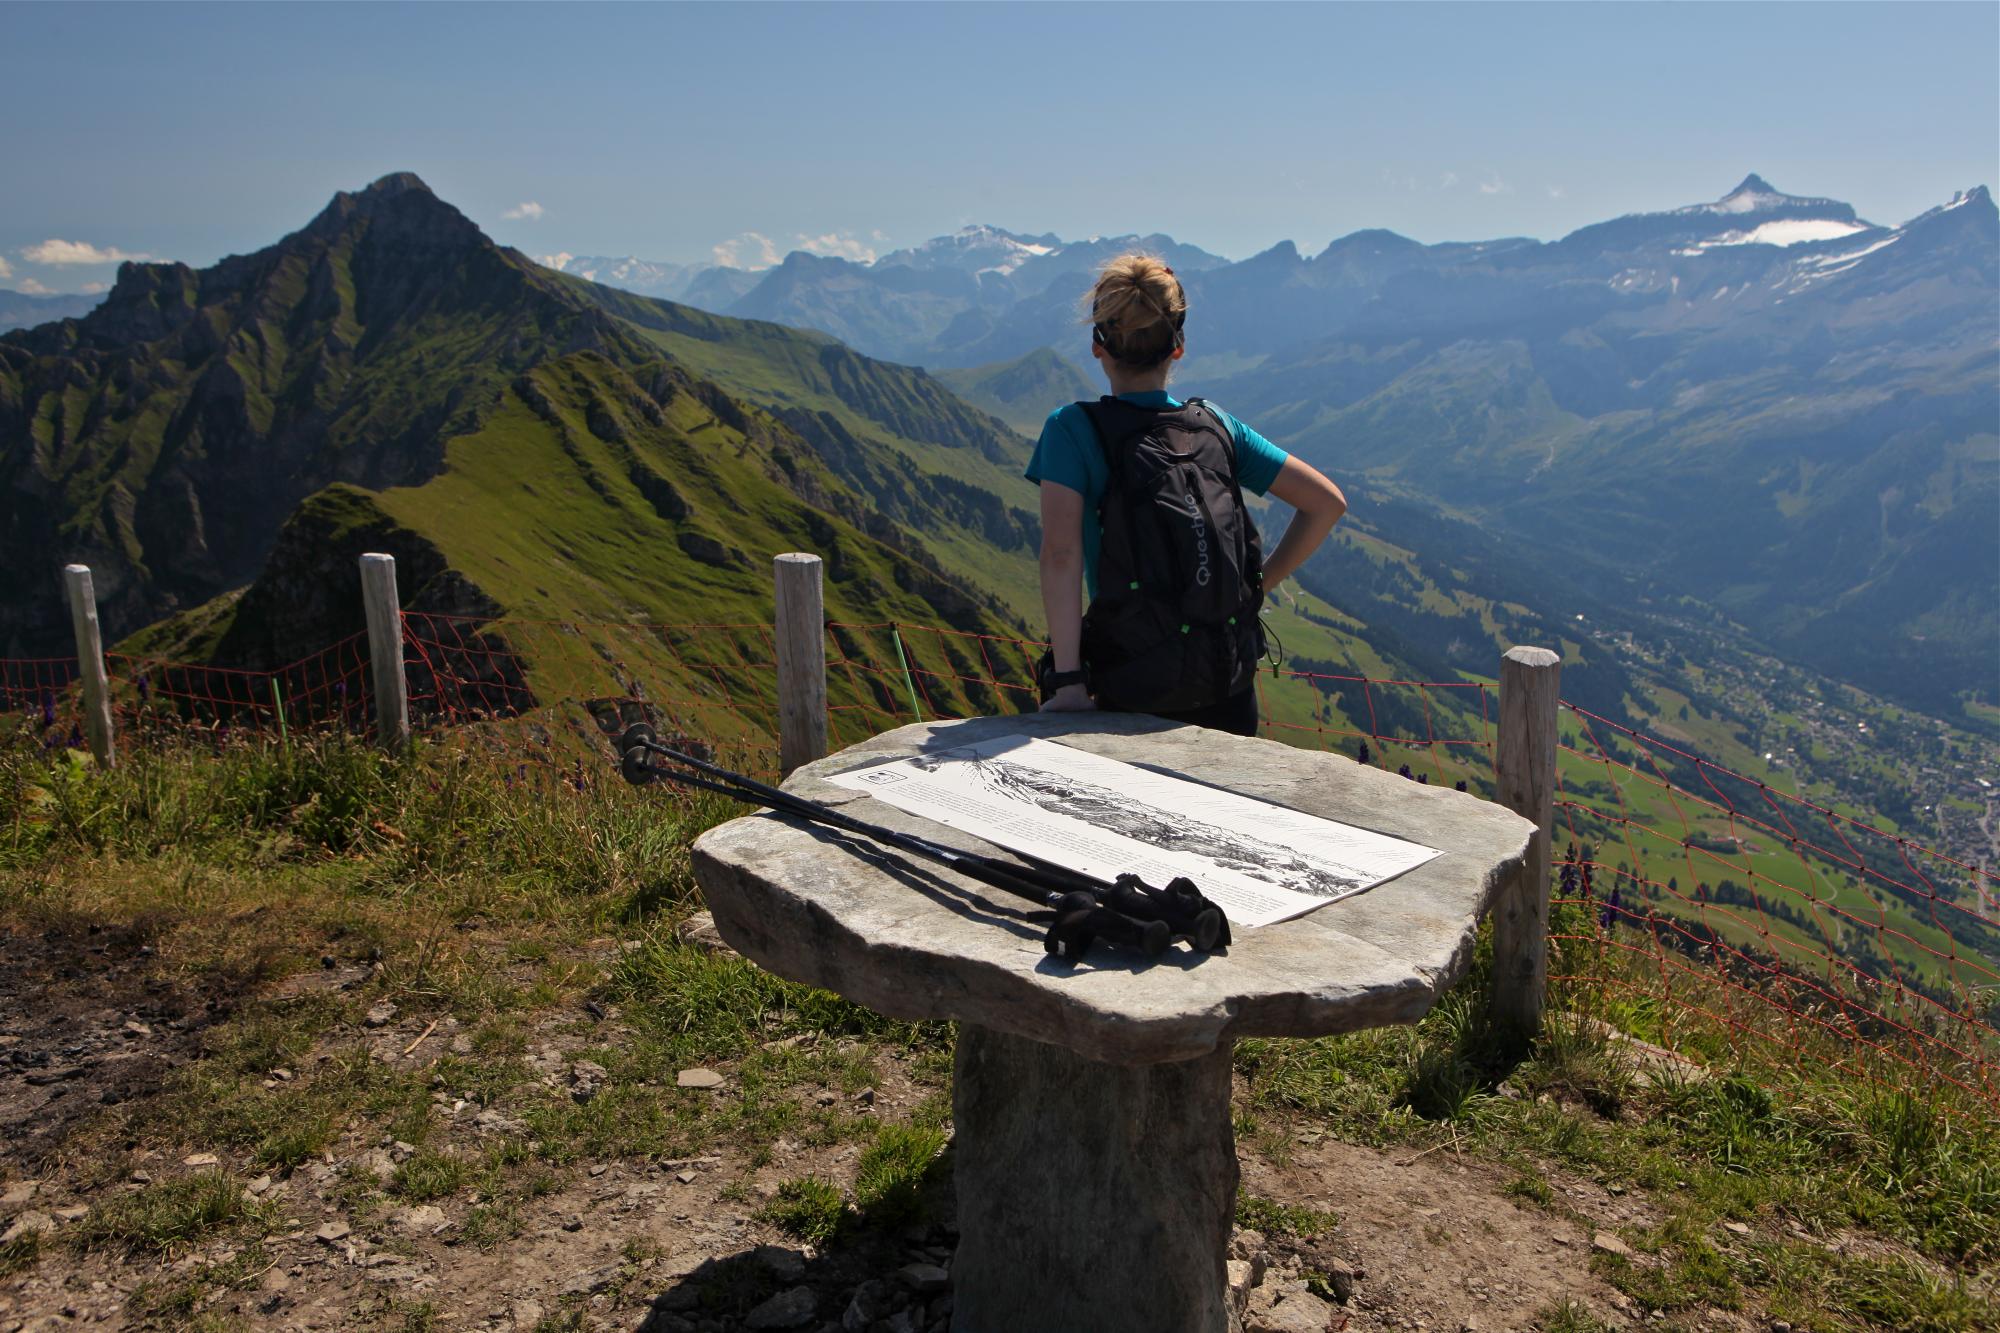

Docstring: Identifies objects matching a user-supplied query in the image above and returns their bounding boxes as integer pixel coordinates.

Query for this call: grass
[1234,1192,1339,1241]
[756,1176,847,1245]
[2,725,1995,1331]
[852,1121,948,1227]
[74,1173,259,1256]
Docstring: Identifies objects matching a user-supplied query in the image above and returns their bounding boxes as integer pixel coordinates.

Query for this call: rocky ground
[0,912,1796,1333]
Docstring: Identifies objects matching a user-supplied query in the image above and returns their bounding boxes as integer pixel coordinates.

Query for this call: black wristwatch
[1044,669,1087,690]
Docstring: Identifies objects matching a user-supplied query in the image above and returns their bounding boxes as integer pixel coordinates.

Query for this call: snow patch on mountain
[1676,218,1872,253]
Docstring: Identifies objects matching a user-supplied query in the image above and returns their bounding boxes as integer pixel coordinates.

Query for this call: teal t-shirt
[1025,390,1290,595]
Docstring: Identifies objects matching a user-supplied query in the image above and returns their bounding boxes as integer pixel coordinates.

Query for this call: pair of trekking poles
[615,724,1231,963]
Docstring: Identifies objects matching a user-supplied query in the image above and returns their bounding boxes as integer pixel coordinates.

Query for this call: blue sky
[3,2,1995,294]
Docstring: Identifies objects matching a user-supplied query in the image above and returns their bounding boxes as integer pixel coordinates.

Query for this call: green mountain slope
[0,175,1048,669]
[933,347,1096,437]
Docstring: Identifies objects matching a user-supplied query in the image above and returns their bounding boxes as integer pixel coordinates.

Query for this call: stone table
[693,713,1535,1333]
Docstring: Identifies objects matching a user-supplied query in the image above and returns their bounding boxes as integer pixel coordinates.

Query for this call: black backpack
[1078,396,1266,713]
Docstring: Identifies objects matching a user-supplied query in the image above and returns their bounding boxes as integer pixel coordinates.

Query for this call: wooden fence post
[61,564,115,769]
[774,552,828,777]
[1491,644,1562,1036]
[359,553,409,750]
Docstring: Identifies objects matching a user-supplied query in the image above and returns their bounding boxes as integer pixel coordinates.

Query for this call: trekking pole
[615,726,1187,962]
[616,728,1232,956]
[616,725,1233,953]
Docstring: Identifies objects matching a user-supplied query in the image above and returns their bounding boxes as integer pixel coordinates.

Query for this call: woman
[1028,253,1347,736]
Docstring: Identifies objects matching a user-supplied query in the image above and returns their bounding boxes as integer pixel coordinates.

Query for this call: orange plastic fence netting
[1257,665,1494,789]
[104,634,374,740]
[0,657,84,748]
[1549,702,2000,1112]
[400,611,784,778]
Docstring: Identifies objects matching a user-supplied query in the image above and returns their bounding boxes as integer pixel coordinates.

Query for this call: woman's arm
[1259,456,1347,590]
[1037,480,1095,711]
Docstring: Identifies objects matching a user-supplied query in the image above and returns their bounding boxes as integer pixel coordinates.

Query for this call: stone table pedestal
[692,714,1533,1333]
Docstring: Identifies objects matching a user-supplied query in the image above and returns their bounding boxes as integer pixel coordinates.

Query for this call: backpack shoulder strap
[1077,396,1148,480]
[1179,397,1238,470]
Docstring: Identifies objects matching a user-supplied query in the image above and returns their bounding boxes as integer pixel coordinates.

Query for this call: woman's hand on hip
[1040,683,1097,713]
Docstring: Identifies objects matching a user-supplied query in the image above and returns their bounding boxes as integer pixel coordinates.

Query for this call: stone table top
[692,713,1535,1065]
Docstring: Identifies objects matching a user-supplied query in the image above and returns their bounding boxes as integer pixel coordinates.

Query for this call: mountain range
[550,176,1996,714]
[0,174,1045,700]
[0,288,101,334]
[4,172,1994,725]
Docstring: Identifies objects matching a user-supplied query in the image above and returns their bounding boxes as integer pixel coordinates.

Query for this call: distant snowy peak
[1907,185,1997,227]
[1680,173,1855,220]
[877,225,1064,276]
[1558,174,1866,255]
[533,253,708,300]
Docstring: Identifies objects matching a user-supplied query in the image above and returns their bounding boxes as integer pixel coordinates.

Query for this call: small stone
[0,1182,38,1207]
[510,1299,544,1327]
[558,1266,618,1298]
[247,1175,273,1196]
[1723,1221,1751,1235]
[1324,1259,1358,1302]
[364,1001,397,1028]
[51,1206,88,1223]
[745,1286,816,1329]
[675,912,735,956]
[1246,1280,1334,1333]
[123,1020,152,1036]
[675,1170,697,1185]
[1229,1228,1266,1260]
[561,1214,584,1232]
[589,1164,608,1177]
[676,1067,725,1089]
[897,1263,949,1295]
[755,1245,808,1282]
[569,1060,609,1104]
[315,1221,351,1244]
[397,1204,446,1234]
[1591,1230,1633,1258]
[843,1279,894,1331]
[473,1108,525,1135]
[0,1212,52,1244]
[1227,1260,1256,1315]
[271,1068,293,1082]
[181,1152,219,1168]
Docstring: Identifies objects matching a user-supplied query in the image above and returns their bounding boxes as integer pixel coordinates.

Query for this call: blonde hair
[1085,253,1186,368]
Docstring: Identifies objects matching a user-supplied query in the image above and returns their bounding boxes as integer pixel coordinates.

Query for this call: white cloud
[1547,186,1566,200]
[0,255,10,280]
[1440,172,1460,189]
[80,281,109,294]
[17,278,53,295]
[1478,175,1511,196]
[21,238,150,265]
[502,201,545,221]
[794,231,876,264]
[712,231,781,270]
[870,229,889,243]
[536,251,575,272]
